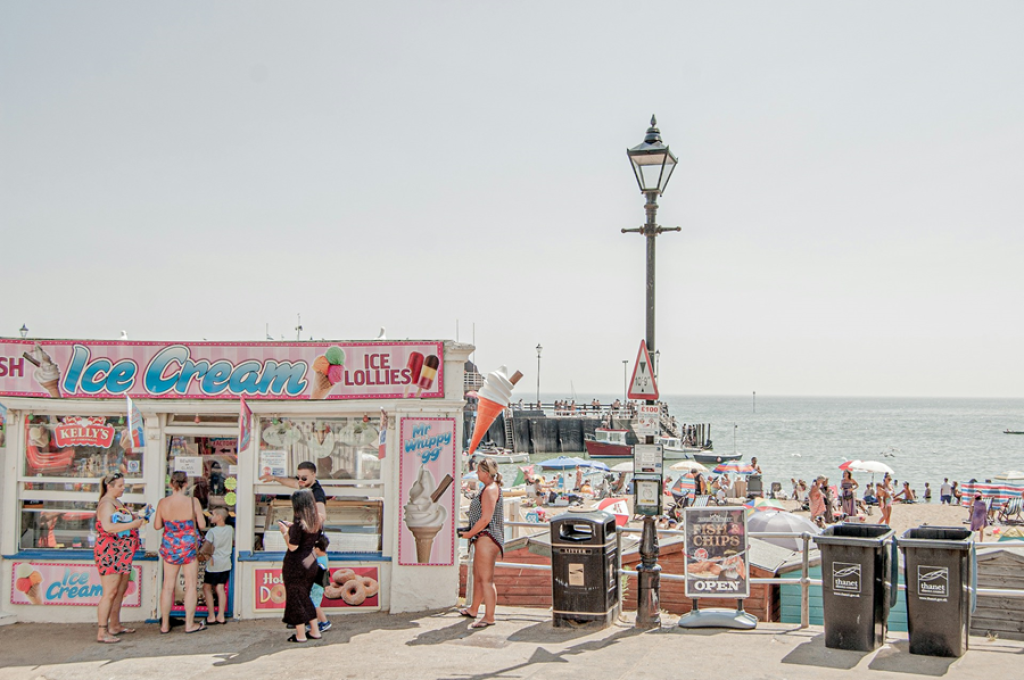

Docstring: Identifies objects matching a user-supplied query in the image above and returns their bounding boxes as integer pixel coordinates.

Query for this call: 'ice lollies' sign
[399,417,457,566]
[0,340,444,400]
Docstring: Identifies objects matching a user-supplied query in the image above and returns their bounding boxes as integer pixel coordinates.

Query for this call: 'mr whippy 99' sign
[0,339,444,400]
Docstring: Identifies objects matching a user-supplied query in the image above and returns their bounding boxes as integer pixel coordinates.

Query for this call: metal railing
[461,521,1024,630]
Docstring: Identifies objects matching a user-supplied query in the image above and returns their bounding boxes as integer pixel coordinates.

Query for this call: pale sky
[2,2,1022,398]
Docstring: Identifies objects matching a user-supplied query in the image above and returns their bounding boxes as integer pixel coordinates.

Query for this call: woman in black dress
[279,489,322,642]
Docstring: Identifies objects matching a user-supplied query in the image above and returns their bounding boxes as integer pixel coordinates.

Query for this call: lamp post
[624,115,679,630]
[622,360,628,403]
[536,344,543,406]
[19,324,28,339]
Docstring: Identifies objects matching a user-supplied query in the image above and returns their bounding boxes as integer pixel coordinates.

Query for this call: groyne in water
[463,410,640,454]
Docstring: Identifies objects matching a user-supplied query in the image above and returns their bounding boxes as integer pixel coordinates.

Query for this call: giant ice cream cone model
[467,366,523,455]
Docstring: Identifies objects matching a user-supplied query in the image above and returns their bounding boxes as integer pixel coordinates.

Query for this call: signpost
[627,340,659,401]
[636,404,660,437]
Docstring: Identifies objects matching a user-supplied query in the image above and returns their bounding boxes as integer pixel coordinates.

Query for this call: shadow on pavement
[427,624,642,680]
[867,641,956,676]
[780,632,870,670]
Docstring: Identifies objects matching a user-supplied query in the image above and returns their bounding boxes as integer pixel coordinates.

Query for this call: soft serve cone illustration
[23,344,62,398]
[404,466,453,563]
[467,366,523,455]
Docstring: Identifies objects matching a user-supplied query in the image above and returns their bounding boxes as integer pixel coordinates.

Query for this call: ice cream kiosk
[0,338,472,623]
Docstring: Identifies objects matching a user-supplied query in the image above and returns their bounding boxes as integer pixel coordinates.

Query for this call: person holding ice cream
[94,472,147,643]
[458,458,504,629]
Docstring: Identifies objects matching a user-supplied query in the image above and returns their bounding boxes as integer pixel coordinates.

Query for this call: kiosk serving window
[18,415,145,550]
[256,417,382,481]
[254,416,383,553]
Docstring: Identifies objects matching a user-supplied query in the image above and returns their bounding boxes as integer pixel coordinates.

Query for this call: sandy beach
[752,497,986,539]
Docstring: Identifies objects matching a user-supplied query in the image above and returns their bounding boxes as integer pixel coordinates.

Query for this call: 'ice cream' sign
[0,339,444,400]
[399,418,457,566]
[10,563,142,607]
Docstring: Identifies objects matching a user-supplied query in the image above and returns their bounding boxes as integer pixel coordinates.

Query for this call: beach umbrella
[611,461,634,473]
[462,471,479,481]
[670,460,708,473]
[838,460,861,471]
[581,460,610,472]
[538,456,584,470]
[597,497,630,526]
[744,497,788,512]
[995,471,1024,480]
[848,460,894,475]
[713,462,757,475]
[747,511,820,552]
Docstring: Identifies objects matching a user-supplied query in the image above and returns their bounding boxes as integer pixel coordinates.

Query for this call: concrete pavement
[1,607,1022,680]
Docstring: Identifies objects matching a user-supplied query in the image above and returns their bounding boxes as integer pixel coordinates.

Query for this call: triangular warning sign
[627,340,659,401]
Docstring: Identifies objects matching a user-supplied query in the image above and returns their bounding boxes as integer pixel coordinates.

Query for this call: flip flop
[469,620,495,629]
[185,622,207,634]
[111,627,136,634]
[97,636,121,644]
[287,634,308,643]
[457,608,477,618]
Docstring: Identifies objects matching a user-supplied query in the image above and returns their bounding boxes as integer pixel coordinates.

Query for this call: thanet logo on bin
[917,566,949,599]
[832,563,862,595]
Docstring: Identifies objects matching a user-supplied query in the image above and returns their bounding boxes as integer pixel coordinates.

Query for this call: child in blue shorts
[310,534,331,632]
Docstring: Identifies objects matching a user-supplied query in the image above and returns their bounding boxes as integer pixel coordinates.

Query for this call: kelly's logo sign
[53,416,115,448]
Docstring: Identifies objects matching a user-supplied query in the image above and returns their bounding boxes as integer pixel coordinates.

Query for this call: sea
[510,394,1024,494]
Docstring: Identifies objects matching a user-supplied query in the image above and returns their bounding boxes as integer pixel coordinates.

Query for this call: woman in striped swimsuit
[458,458,504,629]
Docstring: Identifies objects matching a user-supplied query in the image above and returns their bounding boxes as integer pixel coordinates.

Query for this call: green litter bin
[899,526,975,657]
[815,523,897,651]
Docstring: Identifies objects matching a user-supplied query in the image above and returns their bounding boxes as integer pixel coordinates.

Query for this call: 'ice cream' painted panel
[0,339,444,400]
[398,417,457,566]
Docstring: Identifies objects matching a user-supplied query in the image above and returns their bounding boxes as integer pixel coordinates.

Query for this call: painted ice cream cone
[311,373,334,399]
[25,582,43,605]
[410,525,443,563]
[467,366,523,455]
[27,344,62,398]
[404,466,448,563]
[309,347,345,399]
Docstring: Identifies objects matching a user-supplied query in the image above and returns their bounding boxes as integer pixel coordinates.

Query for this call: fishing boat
[658,436,705,460]
[1004,430,1024,435]
[583,429,633,459]
[466,446,531,465]
[692,450,744,465]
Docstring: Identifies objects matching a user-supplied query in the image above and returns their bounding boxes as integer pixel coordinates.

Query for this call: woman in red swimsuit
[95,472,147,644]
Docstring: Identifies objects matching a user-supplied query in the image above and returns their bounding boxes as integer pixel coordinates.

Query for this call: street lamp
[536,344,543,406]
[624,115,680,630]
[19,324,28,339]
[622,360,628,403]
[624,115,681,355]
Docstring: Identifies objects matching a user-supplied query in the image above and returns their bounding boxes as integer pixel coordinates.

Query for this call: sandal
[469,620,495,629]
[110,627,136,635]
[457,608,477,618]
[287,634,308,643]
[185,621,207,634]
[97,626,121,644]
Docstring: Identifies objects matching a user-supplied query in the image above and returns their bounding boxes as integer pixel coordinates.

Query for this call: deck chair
[999,497,1024,525]
[768,482,783,500]
[691,495,712,508]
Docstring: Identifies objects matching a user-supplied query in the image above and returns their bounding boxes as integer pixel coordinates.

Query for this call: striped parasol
[713,462,757,475]
[744,497,788,513]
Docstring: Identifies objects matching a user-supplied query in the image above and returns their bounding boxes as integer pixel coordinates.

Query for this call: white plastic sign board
[635,443,664,474]
[636,404,660,436]
[627,340,659,401]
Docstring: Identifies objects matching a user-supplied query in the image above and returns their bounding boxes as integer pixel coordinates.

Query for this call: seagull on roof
[119,331,128,340]
[376,327,387,340]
